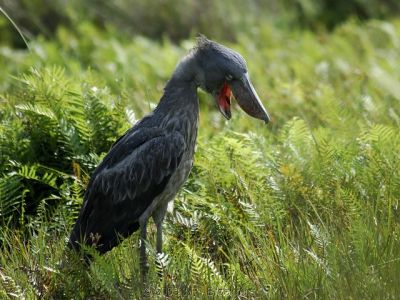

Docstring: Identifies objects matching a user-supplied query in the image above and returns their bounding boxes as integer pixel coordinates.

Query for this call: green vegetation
[1,3,400,299]
[2,0,400,44]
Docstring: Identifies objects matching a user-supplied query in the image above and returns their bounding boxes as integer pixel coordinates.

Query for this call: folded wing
[68,127,185,253]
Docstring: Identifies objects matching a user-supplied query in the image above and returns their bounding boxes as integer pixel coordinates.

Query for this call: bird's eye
[225,74,233,81]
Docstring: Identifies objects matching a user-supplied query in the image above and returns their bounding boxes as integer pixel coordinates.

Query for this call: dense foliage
[1,0,400,46]
[1,6,400,299]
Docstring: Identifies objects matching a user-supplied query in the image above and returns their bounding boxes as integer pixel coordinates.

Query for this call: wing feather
[69,127,185,253]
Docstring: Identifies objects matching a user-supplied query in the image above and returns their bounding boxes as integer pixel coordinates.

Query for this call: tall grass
[0,19,400,298]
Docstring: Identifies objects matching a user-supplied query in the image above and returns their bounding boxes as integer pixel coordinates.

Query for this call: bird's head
[190,36,270,123]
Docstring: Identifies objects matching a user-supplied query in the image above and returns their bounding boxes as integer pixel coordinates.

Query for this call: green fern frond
[359,124,396,146]
[0,269,24,300]
[183,243,229,295]
[155,252,171,277]
[307,221,330,252]
[16,164,58,188]
[64,91,91,145]
[278,117,314,168]
[0,175,23,222]
[15,103,56,120]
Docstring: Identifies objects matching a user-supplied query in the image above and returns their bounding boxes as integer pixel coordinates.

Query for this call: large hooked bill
[216,73,270,124]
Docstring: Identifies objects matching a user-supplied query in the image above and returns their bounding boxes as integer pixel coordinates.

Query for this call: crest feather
[196,34,212,50]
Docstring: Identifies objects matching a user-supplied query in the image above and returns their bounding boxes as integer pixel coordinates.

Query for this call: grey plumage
[68,37,270,272]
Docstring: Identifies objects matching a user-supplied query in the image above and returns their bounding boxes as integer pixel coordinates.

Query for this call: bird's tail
[67,227,94,265]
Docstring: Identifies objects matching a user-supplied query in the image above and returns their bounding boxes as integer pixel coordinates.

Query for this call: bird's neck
[153,79,199,147]
[170,50,201,84]
[156,51,201,120]
[151,53,201,150]
[158,80,199,113]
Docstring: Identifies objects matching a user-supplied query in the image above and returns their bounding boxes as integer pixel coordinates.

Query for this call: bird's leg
[155,217,165,280]
[156,220,167,293]
[156,221,163,254]
[140,220,149,280]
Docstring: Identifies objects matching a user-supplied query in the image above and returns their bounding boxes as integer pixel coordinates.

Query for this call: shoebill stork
[68,36,270,274]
